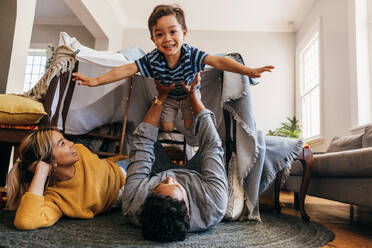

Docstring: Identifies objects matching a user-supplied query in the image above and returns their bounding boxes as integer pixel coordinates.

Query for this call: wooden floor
[278,191,372,248]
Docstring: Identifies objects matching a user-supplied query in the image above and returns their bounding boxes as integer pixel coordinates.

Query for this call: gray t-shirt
[121,109,228,232]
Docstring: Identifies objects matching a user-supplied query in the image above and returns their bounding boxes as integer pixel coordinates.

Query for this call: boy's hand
[154,80,175,101]
[181,73,201,94]
[72,72,100,87]
[247,66,275,78]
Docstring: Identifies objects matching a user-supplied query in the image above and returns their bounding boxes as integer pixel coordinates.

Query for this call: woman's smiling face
[51,131,79,167]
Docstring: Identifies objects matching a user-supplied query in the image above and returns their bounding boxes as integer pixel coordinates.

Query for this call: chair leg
[294,192,299,210]
[0,143,12,187]
[0,188,6,209]
[183,135,187,164]
[296,148,313,222]
[274,171,282,213]
[349,204,354,222]
[274,147,313,222]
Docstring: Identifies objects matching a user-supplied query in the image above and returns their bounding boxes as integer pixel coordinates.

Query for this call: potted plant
[267,116,301,139]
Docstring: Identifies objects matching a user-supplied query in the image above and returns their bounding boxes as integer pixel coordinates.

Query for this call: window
[296,18,321,142]
[24,49,47,92]
[368,0,372,81]
[355,0,371,125]
[300,34,320,140]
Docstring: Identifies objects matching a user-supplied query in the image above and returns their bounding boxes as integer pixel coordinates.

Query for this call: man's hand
[247,66,275,78]
[154,80,175,101]
[181,73,201,94]
[72,73,100,87]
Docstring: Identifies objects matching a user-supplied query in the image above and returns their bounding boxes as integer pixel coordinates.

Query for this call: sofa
[284,126,372,214]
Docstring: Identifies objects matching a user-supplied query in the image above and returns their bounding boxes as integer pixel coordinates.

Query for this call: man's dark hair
[140,193,190,242]
[148,4,187,38]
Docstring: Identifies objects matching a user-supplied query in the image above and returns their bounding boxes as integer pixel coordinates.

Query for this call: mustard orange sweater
[14,144,125,230]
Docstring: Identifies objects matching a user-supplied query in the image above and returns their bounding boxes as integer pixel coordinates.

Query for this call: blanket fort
[53,32,303,221]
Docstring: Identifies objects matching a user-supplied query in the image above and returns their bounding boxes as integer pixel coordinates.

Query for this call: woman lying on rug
[5,127,128,230]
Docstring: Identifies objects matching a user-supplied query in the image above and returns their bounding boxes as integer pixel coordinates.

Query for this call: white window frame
[349,0,372,133]
[368,0,372,123]
[296,18,323,144]
[355,0,372,126]
[24,49,47,92]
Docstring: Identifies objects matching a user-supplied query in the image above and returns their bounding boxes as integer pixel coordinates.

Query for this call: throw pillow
[0,94,47,124]
[362,126,372,148]
[326,132,363,153]
[224,152,245,221]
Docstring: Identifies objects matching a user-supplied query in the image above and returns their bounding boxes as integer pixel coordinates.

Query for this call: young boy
[72,5,274,132]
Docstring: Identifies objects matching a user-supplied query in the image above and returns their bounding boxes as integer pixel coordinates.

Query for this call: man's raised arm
[182,75,227,196]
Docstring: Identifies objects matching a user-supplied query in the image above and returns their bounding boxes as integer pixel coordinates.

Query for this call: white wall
[6,0,37,94]
[31,24,95,49]
[64,0,123,50]
[122,28,295,133]
[0,0,16,94]
[296,0,352,152]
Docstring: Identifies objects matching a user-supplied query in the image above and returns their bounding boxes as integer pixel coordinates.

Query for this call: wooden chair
[0,64,79,187]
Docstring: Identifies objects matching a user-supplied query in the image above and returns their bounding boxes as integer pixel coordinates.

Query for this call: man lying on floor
[121,75,228,242]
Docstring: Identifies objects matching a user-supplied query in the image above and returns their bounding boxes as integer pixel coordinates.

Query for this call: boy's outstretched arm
[72,62,139,87]
[203,55,274,78]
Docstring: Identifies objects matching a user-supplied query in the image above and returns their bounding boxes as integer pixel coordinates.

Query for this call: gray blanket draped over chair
[197,53,303,220]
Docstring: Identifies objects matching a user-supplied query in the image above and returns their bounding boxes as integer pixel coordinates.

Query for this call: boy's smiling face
[151,14,187,62]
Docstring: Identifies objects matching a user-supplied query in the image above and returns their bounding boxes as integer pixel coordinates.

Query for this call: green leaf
[266,116,302,139]
[267,129,277,136]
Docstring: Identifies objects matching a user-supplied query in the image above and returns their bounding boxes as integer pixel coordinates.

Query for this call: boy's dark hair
[140,193,190,242]
[148,5,187,38]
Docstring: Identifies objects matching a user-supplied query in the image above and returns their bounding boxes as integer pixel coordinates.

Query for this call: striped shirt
[135,44,208,99]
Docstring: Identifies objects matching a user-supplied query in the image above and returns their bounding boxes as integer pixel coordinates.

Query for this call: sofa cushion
[285,176,372,208]
[326,133,363,153]
[0,95,46,124]
[362,126,372,148]
[290,147,372,177]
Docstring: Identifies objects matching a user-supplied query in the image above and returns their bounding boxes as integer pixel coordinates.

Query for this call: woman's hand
[247,66,275,78]
[181,73,201,94]
[37,161,57,176]
[72,73,100,87]
[27,161,57,196]
[28,161,55,176]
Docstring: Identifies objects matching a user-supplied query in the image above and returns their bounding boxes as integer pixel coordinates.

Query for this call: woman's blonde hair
[6,127,59,210]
